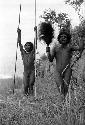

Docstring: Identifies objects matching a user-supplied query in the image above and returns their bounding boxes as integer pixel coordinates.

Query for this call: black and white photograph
[0,0,85,124]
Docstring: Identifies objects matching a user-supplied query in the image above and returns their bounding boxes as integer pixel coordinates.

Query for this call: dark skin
[17,28,35,95]
[46,33,84,97]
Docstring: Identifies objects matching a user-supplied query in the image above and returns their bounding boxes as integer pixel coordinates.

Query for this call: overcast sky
[0,0,84,78]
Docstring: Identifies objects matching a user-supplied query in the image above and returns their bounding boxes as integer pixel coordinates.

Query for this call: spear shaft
[13,4,21,94]
[34,0,37,97]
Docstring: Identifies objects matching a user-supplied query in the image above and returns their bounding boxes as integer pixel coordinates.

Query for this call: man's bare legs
[29,70,35,95]
[55,66,72,97]
[61,66,72,97]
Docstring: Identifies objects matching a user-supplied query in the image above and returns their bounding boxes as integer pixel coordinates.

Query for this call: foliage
[40,8,57,24]
[71,19,85,47]
[40,9,71,30]
[56,13,70,28]
[77,20,85,38]
[65,0,84,20]
[65,0,84,8]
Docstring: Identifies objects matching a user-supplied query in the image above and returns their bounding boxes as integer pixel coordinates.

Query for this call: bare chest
[23,53,34,66]
[60,48,70,57]
[55,47,71,69]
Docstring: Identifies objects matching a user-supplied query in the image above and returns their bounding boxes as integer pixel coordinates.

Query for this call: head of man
[24,42,33,52]
[58,31,71,45]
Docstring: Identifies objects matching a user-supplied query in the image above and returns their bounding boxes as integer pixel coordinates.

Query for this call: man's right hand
[17,27,21,44]
[46,46,50,52]
[17,27,21,34]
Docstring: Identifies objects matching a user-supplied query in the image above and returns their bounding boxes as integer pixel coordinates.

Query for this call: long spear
[34,0,37,97]
[34,0,37,49]
[13,4,21,94]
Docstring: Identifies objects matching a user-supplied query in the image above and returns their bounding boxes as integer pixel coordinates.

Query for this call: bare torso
[54,45,72,73]
[22,50,35,73]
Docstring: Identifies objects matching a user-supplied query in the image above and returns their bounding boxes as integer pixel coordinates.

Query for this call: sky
[0,0,84,78]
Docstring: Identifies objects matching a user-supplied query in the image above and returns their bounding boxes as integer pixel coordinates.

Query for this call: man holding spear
[17,27,35,95]
[14,4,35,96]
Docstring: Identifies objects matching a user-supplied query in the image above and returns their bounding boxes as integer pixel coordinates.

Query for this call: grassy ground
[0,50,85,125]
[0,73,70,125]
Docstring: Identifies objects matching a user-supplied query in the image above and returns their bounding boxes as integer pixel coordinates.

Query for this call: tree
[40,8,57,24]
[78,20,85,38]
[65,0,84,20]
[72,20,85,39]
[40,9,71,30]
[56,13,71,31]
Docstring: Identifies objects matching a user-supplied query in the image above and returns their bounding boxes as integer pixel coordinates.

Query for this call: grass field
[0,51,85,125]
[0,75,65,125]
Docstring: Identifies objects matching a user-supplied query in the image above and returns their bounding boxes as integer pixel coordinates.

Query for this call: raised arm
[17,27,24,56]
[46,45,55,62]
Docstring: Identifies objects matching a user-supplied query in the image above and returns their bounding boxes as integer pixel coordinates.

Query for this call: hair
[57,30,71,44]
[24,42,33,51]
